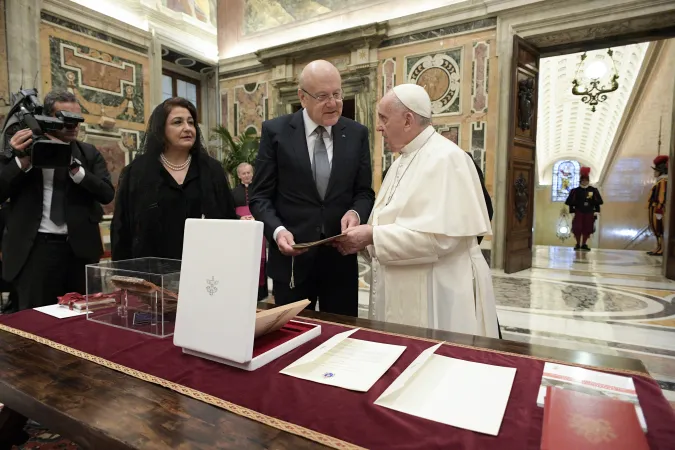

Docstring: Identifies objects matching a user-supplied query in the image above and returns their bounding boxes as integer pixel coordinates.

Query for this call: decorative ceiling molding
[218,53,266,79]
[599,41,664,186]
[512,0,675,36]
[42,0,151,51]
[162,47,212,75]
[255,22,388,66]
[526,10,675,52]
[536,41,649,184]
[384,0,543,38]
[49,0,218,64]
[379,18,496,49]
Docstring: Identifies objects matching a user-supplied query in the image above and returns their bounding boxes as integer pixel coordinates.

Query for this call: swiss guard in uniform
[648,155,668,256]
[565,167,603,251]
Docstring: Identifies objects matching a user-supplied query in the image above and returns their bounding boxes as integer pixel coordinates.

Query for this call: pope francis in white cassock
[336,84,499,338]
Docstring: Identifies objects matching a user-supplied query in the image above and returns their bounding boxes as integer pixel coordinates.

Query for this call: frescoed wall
[40,17,151,214]
[377,28,498,196]
[219,23,498,203]
[242,0,379,36]
[220,72,272,137]
[164,0,217,27]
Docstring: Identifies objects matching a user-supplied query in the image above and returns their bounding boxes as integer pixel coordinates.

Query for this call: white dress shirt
[272,109,359,242]
[16,157,85,234]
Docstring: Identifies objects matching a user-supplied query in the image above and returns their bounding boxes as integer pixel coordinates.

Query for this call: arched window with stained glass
[552,160,580,202]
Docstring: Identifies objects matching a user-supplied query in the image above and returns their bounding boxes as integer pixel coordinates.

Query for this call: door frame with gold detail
[490,0,675,272]
[503,36,540,274]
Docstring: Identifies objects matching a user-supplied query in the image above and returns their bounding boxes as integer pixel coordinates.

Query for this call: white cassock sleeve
[372,223,462,266]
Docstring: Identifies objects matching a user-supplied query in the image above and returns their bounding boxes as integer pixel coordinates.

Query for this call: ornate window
[552,160,580,202]
[162,70,201,116]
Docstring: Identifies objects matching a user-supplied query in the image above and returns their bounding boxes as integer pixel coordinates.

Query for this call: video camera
[0,88,84,168]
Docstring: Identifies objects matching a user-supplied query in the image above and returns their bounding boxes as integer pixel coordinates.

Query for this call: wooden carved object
[110,275,179,311]
[517,78,534,131]
[514,173,529,223]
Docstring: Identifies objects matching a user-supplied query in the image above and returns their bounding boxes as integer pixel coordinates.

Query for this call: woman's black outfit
[111,150,236,260]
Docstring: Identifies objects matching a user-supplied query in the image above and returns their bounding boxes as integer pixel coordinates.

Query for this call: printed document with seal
[280,329,406,392]
[375,343,517,436]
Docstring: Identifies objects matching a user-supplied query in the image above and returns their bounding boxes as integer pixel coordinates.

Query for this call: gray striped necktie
[312,126,330,199]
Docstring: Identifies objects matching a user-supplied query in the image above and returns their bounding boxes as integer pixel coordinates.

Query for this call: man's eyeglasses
[301,88,344,103]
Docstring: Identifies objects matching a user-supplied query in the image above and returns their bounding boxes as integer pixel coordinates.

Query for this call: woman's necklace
[160,152,191,171]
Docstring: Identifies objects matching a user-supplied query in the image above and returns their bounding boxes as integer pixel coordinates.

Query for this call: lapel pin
[342,134,346,138]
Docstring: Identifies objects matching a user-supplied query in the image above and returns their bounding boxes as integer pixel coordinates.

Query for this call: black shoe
[574,245,581,250]
[581,245,590,251]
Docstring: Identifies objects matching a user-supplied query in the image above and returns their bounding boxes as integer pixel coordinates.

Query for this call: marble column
[491,20,514,271]
[354,67,378,182]
[6,0,42,94]
[148,31,163,111]
[201,69,219,151]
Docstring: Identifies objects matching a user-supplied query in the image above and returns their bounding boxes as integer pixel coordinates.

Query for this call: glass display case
[86,258,181,338]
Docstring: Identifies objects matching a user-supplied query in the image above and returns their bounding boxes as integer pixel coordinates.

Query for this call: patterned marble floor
[355,245,675,402]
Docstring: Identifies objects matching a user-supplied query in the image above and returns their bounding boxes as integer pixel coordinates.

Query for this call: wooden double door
[504,37,540,274]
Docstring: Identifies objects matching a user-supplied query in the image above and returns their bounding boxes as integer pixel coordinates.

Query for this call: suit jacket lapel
[289,111,319,197]
[326,118,346,198]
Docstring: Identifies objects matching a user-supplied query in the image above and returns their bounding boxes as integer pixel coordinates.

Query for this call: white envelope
[280,329,406,392]
[375,343,517,436]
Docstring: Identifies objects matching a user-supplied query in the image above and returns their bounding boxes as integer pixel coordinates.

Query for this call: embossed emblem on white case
[206,276,219,296]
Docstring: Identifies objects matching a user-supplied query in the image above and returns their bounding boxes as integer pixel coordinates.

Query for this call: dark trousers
[13,233,92,312]
[273,246,358,317]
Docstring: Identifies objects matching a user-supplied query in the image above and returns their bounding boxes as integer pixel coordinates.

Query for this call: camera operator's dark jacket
[0,141,114,281]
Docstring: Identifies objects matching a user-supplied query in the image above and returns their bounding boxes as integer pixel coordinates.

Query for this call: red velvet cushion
[252,321,316,358]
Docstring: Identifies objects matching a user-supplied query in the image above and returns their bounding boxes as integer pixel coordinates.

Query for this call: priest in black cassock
[565,167,603,251]
[232,163,268,300]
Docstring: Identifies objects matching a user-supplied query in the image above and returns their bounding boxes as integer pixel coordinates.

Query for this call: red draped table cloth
[1,310,674,449]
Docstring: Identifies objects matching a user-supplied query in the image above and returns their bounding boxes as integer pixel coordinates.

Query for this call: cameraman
[0,90,114,312]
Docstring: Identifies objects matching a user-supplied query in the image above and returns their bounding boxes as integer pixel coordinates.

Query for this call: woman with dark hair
[111,97,236,260]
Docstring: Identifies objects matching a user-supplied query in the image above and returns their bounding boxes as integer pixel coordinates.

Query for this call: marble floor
[354,245,675,402]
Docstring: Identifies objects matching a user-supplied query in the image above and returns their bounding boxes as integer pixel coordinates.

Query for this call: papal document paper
[375,343,517,436]
[280,329,406,392]
[35,304,88,319]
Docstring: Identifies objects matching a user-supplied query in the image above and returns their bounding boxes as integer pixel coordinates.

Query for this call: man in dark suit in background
[250,60,374,317]
[0,90,114,312]
[469,154,493,244]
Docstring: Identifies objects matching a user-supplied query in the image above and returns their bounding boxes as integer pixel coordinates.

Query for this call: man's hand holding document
[291,233,346,250]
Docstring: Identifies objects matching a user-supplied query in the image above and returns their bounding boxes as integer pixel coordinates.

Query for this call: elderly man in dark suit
[250,60,375,317]
[0,90,114,312]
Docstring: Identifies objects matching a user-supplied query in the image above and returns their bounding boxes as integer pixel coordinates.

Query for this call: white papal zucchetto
[391,84,432,118]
